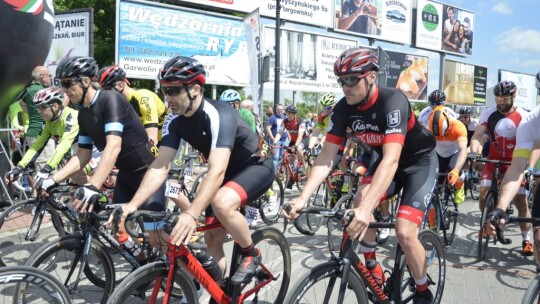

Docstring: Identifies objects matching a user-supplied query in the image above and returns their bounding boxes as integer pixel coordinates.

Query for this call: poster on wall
[46,9,93,87]
[116,0,249,85]
[262,26,357,93]
[443,59,486,105]
[499,70,537,111]
[333,0,412,45]
[378,49,429,101]
[415,0,474,56]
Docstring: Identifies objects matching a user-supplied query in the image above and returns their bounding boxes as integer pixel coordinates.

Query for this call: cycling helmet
[428,109,450,136]
[220,89,241,102]
[319,93,336,107]
[428,90,446,106]
[493,80,517,96]
[458,106,473,115]
[33,87,63,106]
[98,65,127,89]
[56,56,98,79]
[285,105,298,114]
[158,56,206,85]
[334,48,379,76]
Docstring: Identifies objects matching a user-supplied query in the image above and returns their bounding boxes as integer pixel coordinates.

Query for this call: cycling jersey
[431,118,467,158]
[126,89,167,140]
[514,106,540,159]
[316,111,331,131]
[22,82,45,138]
[418,105,459,126]
[238,108,256,133]
[77,90,155,173]
[18,107,79,170]
[8,101,29,135]
[280,117,306,142]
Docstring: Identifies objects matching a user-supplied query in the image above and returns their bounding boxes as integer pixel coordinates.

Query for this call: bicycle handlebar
[473,158,511,166]
[490,216,540,245]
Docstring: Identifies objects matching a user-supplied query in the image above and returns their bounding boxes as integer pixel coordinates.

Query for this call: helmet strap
[185,85,195,114]
[50,104,63,122]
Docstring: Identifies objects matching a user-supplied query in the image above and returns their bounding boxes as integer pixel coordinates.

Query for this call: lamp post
[274,0,281,108]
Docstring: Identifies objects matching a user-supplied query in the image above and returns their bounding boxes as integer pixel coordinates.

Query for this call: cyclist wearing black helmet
[285,47,438,303]
[470,80,533,256]
[272,105,308,173]
[457,105,478,147]
[418,89,459,127]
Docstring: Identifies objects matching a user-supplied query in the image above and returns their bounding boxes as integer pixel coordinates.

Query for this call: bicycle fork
[64,229,93,293]
[25,201,47,242]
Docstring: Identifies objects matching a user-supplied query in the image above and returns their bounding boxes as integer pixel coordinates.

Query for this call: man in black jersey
[285,48,438,303]
[110,56,274,285]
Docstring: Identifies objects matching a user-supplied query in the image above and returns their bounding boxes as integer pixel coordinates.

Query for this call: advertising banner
[499,70,537,111]
[415,0,474,56]
[243,9,262,111]
[262,26,357,93]
[378,49,429,101]
[172,0,335,28]
[46,9,93,87]
[333,0,412,45]
[116,0,249,85]
[443,60,486,106]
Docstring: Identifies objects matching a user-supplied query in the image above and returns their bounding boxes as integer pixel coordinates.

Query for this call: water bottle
[117,232,142,256]
[365,259,386,286]
[195,249,223,282]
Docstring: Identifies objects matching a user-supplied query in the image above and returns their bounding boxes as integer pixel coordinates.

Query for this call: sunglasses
[337,76,363,87]
[323,106,333,112]
[60,79,78,89]
[36,104,51,111]
[495,96,512,102]
[161,86,184,96]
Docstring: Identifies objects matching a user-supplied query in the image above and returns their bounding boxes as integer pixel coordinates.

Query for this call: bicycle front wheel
[284,261,368,304]
[305,182,330,233]
[478,191,496,260]
[442,191,458,246]
[522,275,540,304]
[106,261,198,304]
[259,176,285,226]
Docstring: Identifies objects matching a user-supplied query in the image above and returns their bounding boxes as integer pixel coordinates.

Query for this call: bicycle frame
[279,147,299,183]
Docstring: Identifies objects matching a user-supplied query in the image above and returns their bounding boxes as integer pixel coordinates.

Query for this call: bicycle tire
[25,234,115,304]
[478,191,496,260]
[442,190,458,246]
[192,170,208,195]
[284,260,369,304]
[465,177,479,200]
[259,176,285,227]
[105,261,197,304]
[522,275,540,304]
[305,182,331,233]
[2,265,72,304]
[296,166,309,192]
[393,230,446,304]
[0,199,65,267]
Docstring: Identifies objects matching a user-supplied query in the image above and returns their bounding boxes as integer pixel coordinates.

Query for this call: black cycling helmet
[286,105,298,114]
[493,80,517,96]
[428,90,446,106]
[158,56,206,86]
[98,65,128,89]
[56,56,98,80]
[334,48,379,76]
[536,70,540,91]
[458,106,473,115]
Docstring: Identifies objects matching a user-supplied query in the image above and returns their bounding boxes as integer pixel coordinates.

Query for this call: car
[386,10,406,23]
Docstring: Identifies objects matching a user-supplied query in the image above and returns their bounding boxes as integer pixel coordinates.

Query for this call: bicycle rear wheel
[284,261,368,304]
[522,275,540,304]
[259,176,285,226]
[478,192,496,260]
[305,182,330,232]
[0,200,65,266]
[442,191,458,246]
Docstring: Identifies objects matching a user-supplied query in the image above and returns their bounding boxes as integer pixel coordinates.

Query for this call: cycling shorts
[114,169,166,212]
[437,152,458,185]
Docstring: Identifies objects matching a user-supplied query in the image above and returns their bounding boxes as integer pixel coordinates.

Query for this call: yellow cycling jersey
[126,89,167,139]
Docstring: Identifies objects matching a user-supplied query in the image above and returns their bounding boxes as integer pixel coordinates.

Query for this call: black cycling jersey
[77,90,154,172]
[161,98,259,176]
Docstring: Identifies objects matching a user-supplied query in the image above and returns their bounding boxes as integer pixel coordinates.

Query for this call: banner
[262,26,357,93]
[443,60,486,106]
[333,0,412,45]
[243,9,261,112]
[172,0,335,28]
[499,70,537,111]
[46,9,93,87]
[415,0,475,56]
[378,49,429,101]
[116,0,249,85]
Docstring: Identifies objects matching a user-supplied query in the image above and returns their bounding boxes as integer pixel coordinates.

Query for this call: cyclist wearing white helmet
[220,89,256,133]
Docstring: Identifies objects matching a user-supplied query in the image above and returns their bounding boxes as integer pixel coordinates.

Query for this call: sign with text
[415,0,475,56]
[46,9,93,87]
[116,0,249,85]
[499,70,537,111]
[443,59,486,106]
[378,50,429,101]
[173,0,334,28]
[333,0,412,45]
[262,26,357,93]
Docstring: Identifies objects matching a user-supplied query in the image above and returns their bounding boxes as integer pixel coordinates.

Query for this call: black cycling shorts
[114,169,166,212]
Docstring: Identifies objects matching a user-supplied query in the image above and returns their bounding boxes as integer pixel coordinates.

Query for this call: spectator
[266,104,288,171]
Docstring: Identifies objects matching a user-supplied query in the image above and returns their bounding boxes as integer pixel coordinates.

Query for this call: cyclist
[426,90,468,204]
[220,89,256,133]
[110,56,274,286]
[417,88,458,127]
[8,99,29,165]
[272,105,308,174]
[266,104,289,172]
[7,88,80,186]
[98,65,166,146]
[470,80,532,256]
[285,48,438,303]
[307,92,336,151]
[457,106,478,147]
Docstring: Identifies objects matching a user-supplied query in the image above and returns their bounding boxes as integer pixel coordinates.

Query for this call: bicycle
[422,173,460,247]
[106,209,291,304]
[277,146,308,191]
[475,158,513,260]
[284,204,446,304]
[464,157,480,200]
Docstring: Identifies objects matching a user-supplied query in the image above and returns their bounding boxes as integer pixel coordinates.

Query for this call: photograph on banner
[46,9,92,87]
[443,60,486,106]
[415,0,474,56]
[378,49,428,101]
[262,26,357,93]
[116,0,249,85]
[172,0,334,28]
[499,70,537,111]
[334,0,412,45]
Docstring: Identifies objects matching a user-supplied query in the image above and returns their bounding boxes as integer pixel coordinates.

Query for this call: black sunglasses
[60,79,78,89]
[161,86,184,96]
[36,104,51,111]
[337,76,363,88]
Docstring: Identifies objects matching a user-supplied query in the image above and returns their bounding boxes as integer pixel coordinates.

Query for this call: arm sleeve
[159,114,182,149]
[18,128,51,168]
[382,93,409,145]
[46,111,79,169]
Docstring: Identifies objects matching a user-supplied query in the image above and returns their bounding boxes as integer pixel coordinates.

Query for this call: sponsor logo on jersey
[386,110,401,128]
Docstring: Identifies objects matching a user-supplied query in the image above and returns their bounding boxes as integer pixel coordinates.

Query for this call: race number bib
[165,181,182,198]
